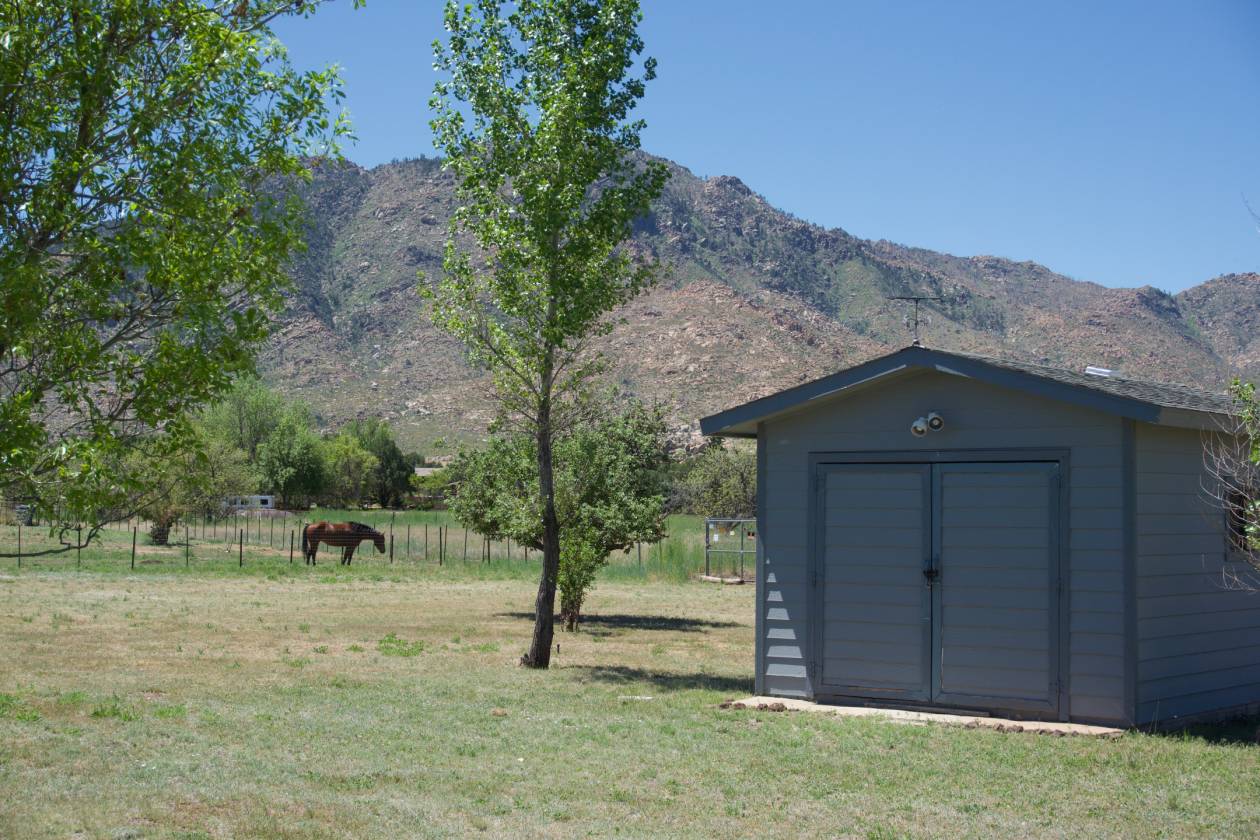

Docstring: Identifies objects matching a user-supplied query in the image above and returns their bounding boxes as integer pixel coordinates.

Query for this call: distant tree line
[139,378,422,543]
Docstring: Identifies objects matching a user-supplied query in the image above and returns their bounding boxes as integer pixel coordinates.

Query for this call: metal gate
[704,518,756,580]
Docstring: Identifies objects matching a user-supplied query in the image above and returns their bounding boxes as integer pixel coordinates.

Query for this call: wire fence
[0,511,712,582]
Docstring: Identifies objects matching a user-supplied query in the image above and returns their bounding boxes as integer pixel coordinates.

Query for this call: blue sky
[275,1,1259,293]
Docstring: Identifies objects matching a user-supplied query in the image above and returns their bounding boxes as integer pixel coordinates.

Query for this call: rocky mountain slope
[259,156,1259,453]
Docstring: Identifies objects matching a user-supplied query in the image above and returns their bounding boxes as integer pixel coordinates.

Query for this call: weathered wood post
[238,529,243,567]
[131,526,137,570]
[389,534,395,564]
[290,530,295,564]
[462,528,468,563]
[77,526,82,570]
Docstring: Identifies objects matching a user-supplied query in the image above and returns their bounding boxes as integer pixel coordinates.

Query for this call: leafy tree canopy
[257,409,325,508]
[450,401,669,628]
[345,418,411,508]
[679,442,757,519]
[0,0,355,540]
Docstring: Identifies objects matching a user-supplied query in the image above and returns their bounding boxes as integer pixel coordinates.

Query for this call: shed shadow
[1146,716,1260,746]
[496,612,742,634]
[567,664,753,695]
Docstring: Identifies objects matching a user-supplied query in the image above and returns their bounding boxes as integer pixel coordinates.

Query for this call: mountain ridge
[258,155,1258,454]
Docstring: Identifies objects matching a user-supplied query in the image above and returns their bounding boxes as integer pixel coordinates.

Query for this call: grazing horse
[301,521,385,566]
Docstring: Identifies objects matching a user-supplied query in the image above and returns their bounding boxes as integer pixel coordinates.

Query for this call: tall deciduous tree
[0,0,356,549]
[345,418,411,508]
[322,432,378,508]
[257,409,325,508]
[429,0,668,667]
[680,443,757,519]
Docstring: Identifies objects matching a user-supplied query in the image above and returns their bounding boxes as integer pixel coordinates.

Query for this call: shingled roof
[700,345,1236,437]
[944,349,1235,415]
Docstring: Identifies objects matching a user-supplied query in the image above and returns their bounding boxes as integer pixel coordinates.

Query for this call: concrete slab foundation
[730,696,1123,738]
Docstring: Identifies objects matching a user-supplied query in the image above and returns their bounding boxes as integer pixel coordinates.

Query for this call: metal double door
[815,460,1060,715]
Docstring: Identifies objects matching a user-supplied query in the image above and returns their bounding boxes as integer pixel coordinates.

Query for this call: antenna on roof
[888,295,942,347]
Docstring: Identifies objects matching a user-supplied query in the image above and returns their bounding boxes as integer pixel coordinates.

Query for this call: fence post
[17,523,21,569]
[131,526,137,570]
[740,524,746,580]
[406,525,411,560]
[638,542,642,568]
[462,528,468,563]
[389,534,394,564]
[438,526,444,566]
[77,526,82,570]
[270,516,274,548]
[425,523,429,561]
[290,530,295,564]
[238,529,243,567]
[185,522,190,568]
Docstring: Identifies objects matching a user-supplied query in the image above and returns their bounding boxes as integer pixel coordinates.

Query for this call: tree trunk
[522,367,560,668]
[149,517,172,546]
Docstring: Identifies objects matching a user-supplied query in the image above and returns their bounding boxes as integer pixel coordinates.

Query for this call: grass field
[0,511,743,583]
[2,566,1259,838]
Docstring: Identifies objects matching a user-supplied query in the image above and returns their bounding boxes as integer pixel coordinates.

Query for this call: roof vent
[1084,366,1113,378]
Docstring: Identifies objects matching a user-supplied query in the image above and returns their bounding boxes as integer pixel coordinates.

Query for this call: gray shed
[700,345,1259,726]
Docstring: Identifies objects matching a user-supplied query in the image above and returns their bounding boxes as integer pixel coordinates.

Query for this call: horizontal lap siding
[759,371,1125,721]
[1135,425,1260,723]
[820,467,929,694]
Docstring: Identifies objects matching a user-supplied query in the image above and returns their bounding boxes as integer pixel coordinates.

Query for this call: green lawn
[1,567,1258,838]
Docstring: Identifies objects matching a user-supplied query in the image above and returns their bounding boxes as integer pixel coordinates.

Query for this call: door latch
[923,568,940,584]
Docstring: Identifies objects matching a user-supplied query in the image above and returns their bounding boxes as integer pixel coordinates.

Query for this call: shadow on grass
[496,612,742,633]
[567,665,753,695]
[1146,716,1260,746]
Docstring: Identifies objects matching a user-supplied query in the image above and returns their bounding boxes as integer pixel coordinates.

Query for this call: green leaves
[428,0,669,409]
[0,0,352,526]
[449,401,670,620]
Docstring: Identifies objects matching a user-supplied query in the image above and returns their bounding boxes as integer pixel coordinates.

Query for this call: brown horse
[301,521,385,566]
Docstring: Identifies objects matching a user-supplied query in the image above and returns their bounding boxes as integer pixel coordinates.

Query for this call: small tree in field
[136,431,257,546]
[450,402,669,630]
[429,0,668,666]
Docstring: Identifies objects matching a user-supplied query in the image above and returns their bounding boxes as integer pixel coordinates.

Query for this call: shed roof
[700,345,1235,437]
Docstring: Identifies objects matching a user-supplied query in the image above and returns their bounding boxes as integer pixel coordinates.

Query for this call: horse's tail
[301,523,309,555]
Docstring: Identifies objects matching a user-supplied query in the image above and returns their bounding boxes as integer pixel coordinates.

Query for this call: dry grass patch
[0,571,1258,838]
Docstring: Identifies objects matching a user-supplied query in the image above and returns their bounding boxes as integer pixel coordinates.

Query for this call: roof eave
[698,346,1225,437]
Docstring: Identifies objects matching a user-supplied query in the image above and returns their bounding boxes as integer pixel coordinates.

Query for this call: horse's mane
[349,521,377,534]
